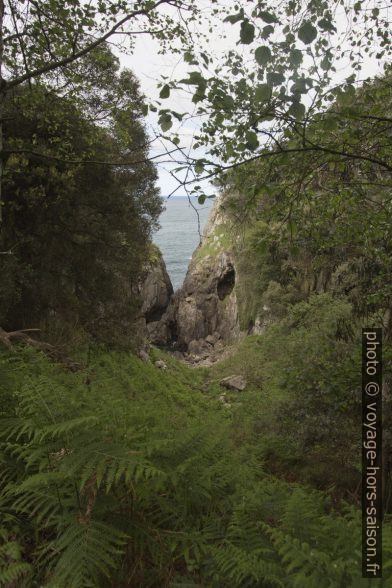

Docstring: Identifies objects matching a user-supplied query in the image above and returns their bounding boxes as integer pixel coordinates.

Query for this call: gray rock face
[219,375,247,391]
[153,198,241,354]
[133,245,174,349]
[140,251,173,324]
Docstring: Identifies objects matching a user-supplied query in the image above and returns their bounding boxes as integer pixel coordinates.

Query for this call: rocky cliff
[138,244,173,344]
[150,198,243,361]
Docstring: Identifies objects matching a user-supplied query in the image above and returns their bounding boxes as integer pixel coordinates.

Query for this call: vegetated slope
[0,46,162,349]
[198,71,392,506]
[1,69,392,587]
[1,344,391,587]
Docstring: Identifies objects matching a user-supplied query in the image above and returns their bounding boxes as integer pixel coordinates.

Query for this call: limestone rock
[188,338,211,356]
[145,198,244,354]
[220,375,247,391]
[154,360,167,370]
[138,350,150,362]
[146,319,170,347]
[206,332,221,345]
[140,247,173,324]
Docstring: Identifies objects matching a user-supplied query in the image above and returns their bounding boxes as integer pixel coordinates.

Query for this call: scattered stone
[154,360,167,370]
[205,331,221,346]
[219,392,232,409]
[220,375,247,391]
[138,350,150,362]
[188,338,210,356]
[172,350,184,360]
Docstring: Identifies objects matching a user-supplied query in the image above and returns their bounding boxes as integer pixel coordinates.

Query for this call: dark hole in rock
[168,320,179,344]
[217,265,235,301]
[247,319,254,334]
[145,307,166,323]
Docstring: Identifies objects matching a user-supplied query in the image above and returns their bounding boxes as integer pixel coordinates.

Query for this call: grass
[194,224,233,261]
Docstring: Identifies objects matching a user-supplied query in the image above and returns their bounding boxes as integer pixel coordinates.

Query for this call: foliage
[2,1,200,94]
[156,0,392,197]
[1,346,390,586]
[216,72,392,330]
[0,51,162,345]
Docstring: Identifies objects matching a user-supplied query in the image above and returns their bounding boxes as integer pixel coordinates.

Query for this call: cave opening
[217,265,235,301]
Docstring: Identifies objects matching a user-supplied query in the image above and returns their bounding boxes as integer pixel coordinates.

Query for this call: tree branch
[4,0,173,92]
[3,146,182,166]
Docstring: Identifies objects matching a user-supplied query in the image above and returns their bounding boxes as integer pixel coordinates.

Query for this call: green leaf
[318,17,336,33]
[258,10,279,24]
[337,85,355,107]
[267,71,285,86]
[246,131,259,150]
[321,117,338,131]
[194,160,204,175]
[220,94,235,110]
[261,25,274,38]
[298,21,317,44]
[291,77,308,94]
[320,55,331,71]
[159,113,172,132]
[215,112,224,125]
[180,71,204,86]
[288,101,305,119]
[255,83,272,102]
[289,49,303,66]
[159,84,170,99]
[224,8,244,24]
[198,194,206,205]
[192,81,207,103]
[255,46,272,66]
[240,20,255,44]
[184,51,193,63]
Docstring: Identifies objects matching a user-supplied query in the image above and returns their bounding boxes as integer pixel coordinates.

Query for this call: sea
[153,196,213,291]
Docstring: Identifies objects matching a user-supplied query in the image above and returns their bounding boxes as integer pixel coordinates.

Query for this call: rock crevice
[149,198,242,362]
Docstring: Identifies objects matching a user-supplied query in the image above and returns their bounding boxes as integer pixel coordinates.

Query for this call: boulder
[219,375,247,391]
[205,331,221,346]
[138,350,150,362]
[154,360,167,370]
[188,338,211,356]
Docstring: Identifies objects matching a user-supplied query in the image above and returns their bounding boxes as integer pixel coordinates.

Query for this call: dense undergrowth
[1,48,392,588]
[1,308,391,586]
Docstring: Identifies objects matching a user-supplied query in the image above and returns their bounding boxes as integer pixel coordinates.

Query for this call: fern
[1,347,391,586]
[0,527,31,587]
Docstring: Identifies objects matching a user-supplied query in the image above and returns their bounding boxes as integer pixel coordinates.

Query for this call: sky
[118,1,387,197]
[120,1,232,198]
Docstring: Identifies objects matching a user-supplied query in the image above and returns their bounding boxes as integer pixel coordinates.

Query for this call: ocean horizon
[153,196,213,291]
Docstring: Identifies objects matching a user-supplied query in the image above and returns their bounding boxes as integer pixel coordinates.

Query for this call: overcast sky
[119,2,387,197]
